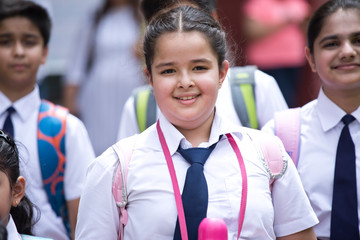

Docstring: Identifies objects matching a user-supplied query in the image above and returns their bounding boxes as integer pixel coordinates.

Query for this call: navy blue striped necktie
[331,114,359,240]
[173,140,219,240]
[2,106,15,138]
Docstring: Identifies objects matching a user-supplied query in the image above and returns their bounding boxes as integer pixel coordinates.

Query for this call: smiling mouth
[176,95,200,100]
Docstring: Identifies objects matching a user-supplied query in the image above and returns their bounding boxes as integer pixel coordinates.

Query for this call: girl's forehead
[318,9,360,39]
[153,31,215,59]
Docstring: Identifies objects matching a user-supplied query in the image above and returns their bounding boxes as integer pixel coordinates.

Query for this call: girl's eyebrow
[319,32,360,44]
[155,58,212,69]
[155,62,175,69]
[319,35,338,44]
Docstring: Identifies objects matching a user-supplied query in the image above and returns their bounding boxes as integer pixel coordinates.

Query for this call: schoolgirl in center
[75,6,318,240]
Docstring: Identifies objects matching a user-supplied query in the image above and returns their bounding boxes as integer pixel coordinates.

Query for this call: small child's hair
[143,5,227,75]
[0,0,51,46]
[0,130,39,235]
[307,0,360,53]
[141,0,214,23]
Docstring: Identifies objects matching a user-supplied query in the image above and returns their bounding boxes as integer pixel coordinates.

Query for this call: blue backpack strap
[229,66,258,129]
[21,234,53,240]
[274,108,301,166]
[133,85,157,133]
[37,99,70,236]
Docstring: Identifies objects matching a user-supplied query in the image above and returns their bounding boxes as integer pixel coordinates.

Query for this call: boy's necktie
[2,106,15,138]
[331,114,359,240]
[173,140,219,240]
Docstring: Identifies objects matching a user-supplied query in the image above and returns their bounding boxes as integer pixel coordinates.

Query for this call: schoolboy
[0,1,95,239]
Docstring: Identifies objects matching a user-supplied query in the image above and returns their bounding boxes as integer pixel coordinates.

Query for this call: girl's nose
[339,41,357,60]
[178,72,194,89]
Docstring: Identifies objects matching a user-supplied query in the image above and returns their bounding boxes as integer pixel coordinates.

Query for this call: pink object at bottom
[198,218,228,240]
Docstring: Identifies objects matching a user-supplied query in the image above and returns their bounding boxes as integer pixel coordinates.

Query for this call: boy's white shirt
[0,86,95,240]
[76,110,318,239]
[117,69,288,140]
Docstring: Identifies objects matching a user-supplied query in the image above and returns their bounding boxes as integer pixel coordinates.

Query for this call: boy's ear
[218,60,229,89]
[41,46,49,65]
[144,67,153,87]
[12,176,25,207]
[305,47,317,73]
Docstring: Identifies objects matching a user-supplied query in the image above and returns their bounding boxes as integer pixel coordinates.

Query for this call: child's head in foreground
[143,5,228,134]
[0,130,37,235]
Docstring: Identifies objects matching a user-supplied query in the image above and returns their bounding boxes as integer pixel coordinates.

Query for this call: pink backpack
[111,132,287,240]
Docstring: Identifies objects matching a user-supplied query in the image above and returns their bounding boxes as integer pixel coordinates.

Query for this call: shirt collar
[157,108,244,155]
[6,215,22,240]
[317,87,360,131]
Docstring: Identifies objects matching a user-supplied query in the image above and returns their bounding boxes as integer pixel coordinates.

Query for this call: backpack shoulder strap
[247,129,288,187]
[37,99,70,235]
[229,66,258,129]
[132,85,157,133]
[112,134,138,240]
[274,108,301,166]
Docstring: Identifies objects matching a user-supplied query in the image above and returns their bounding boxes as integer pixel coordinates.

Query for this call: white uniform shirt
[0,86,95,240]
[77,111,318,239]
[6,215,22,240]
[262,88,360,240]
[65,6,145,156]
[117,69,288,140]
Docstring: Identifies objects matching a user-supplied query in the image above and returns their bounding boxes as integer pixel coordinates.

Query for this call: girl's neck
[175,111,215,147]
[323,86,360,114]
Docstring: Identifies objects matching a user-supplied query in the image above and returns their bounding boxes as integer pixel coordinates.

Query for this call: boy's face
[0,16,48,97]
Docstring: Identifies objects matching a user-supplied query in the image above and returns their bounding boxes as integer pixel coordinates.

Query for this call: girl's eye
[323,41,339,48]
[161,69,175,74]
[352,37,360,45]
[193,66,207,71]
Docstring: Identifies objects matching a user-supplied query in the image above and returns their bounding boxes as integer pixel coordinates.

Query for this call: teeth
[179,96,196,100]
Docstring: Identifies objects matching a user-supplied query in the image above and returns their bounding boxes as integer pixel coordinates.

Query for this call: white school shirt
[117,69,288,140]
[6,215,22,240]
[76,111,318,239]
[65,6,145,156]
[0,86,95,240]
[262,88,360,240]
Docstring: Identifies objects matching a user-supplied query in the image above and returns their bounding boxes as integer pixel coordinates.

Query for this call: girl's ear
[305,47,317,73]
[12,176,25,207]
[218,60,229,89]
[144,67,153,87]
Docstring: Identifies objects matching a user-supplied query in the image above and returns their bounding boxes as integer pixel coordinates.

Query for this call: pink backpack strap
[274,108,301,166]
[246,129,287,187]
[257,134,288,186]
[111,135,138,240]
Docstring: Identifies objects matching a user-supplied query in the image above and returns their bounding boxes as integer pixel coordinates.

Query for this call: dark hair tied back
[143,5,227,76]
[307,0,360,53]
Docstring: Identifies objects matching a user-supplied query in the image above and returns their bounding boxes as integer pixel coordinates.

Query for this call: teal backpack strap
[229,66,258,129]
[133,85,157,133]
[37,99,70,236]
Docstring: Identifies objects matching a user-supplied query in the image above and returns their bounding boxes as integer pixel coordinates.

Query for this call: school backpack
[37,99,70,236]
[274,108,301,166]
[111,130,287,240]
[133,66,258,133]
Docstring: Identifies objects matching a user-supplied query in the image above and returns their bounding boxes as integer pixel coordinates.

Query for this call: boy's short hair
[0,0,51,46]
